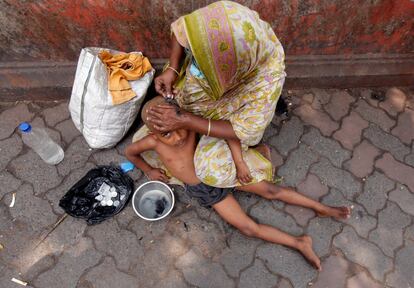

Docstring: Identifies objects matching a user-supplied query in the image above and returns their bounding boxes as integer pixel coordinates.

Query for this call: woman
[134,1,286,187]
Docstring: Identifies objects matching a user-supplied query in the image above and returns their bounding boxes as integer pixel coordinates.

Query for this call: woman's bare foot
[296,235,321,271]
[317,206,351,220]
[254,144,271,161]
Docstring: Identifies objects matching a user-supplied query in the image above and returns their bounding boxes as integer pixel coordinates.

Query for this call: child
[125,96,351,271]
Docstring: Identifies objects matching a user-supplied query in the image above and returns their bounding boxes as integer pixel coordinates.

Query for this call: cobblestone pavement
[1,87,414,288]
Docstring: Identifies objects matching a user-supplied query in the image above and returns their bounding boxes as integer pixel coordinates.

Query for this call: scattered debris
[371,90,385,101]
[34,214,68,249]
[175,220,181,224]
[11,278,27,286]
[183,222,189,232]
[9,192,16,208]
[185,204,191,208]
[149,240,154,244]
[0,243,4,250]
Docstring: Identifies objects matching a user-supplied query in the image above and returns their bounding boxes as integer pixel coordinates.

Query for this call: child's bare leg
[238,181,350,220]
[213,194,321,270]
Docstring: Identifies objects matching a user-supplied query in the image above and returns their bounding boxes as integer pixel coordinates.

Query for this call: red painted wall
[1,0,413,62]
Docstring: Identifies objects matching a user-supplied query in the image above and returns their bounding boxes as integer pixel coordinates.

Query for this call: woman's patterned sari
[133,1,286,187]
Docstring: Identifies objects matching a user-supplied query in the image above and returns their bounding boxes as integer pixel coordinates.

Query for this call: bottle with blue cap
[19,122,64,165]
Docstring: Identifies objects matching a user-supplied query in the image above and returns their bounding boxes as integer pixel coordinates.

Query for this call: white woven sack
[69,47,154,149]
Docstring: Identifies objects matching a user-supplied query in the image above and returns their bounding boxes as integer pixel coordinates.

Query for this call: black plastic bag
[59,165,134,225]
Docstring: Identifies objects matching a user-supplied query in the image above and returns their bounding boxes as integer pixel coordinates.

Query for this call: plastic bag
[59,165,133,225]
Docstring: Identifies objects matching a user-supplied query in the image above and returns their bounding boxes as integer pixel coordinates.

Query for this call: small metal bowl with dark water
[132,181,175,221]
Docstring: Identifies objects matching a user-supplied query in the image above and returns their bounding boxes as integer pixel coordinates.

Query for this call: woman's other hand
[235,161,253,184]
[145,168,170,182]
[147,104,187,132]
[154,70,177,98]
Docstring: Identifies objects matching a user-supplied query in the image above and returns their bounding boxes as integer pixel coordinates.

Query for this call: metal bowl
[132,181,175,221]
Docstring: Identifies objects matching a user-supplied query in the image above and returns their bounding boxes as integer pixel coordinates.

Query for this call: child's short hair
[141,96,168,132]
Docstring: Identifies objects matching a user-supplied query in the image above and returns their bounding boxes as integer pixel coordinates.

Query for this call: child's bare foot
[297,235,321,271]
[317,206,351,220]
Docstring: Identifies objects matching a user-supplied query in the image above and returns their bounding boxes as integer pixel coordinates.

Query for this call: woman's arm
[154,34,185,97]
[147,105,239,140]
[226,139,253,184]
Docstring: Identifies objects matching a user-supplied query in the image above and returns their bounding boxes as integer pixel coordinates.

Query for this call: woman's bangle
[166,66,180,76]
[207,119,211,136]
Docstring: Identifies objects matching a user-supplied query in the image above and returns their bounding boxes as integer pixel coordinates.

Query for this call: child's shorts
[185,182,233,207]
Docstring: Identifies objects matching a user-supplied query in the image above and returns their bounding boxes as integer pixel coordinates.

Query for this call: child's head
[141,96,189,147]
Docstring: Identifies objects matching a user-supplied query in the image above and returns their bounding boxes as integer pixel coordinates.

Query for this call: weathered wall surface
[1,0,413,62]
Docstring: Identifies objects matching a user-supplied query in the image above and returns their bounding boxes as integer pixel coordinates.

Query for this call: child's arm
[226,139,252,184]
[125,135,170,182]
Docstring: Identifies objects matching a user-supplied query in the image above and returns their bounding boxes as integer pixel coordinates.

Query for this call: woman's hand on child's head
[147,104,186,132]
[145,168,170,183]
[236,161,253,184]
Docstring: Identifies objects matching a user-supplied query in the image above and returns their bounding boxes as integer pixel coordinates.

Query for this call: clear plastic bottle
[19,122,64,165]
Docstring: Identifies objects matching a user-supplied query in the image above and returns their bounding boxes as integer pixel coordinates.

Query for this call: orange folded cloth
[99,50,152,105]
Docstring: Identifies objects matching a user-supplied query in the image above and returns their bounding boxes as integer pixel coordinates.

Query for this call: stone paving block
[311,88,332,109]
[79,257,137,288]
[405,224,414,242]
[333,112,369,150]
[368,202,411,257]
[0,103,34,140]
[87,220,143,272]
[333,226,393,282]
[250,199,303,236]
[55,119,81,144]
[297,173,329,200]
[325,90,355,121]
[347,272,383,288]
[156,269,189,288]
[133,234,188,288]
[311,158,361,200]
[391,109,414,145]
[57,136,93,176]
[9,184,57,232]
[239,259,279,288]
[9,150,62,195]
[376,153,414,192]
[345,140,381,178]
[45,162,95,215]
[405,151,414,167]
[389,184,414,216]
[278,144,318,186]
[284,205,315,227]
[219,231,261,277]
[379,87,407,116]
[322,189,377,238]
[41,102,70,127]
[354,99,395,132]
[302,93,314,104]
[302,128,351,167]
[356,171,395,216]
[269,116,303,156]
[0,134,22,171]
[363,124,410,162]
[307,217,342,258]
[294,104,339,136]
[34,238,101,288]
[176,248,235,288]
[262,123,277,143]
[386,242,414,288]
[168,210,227,258]
[256,244,317,288]
[269,146,284,168]
[92,148,126,165]
[278,278,294,288]
[0,170,21,200]
[313,255,349,288]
